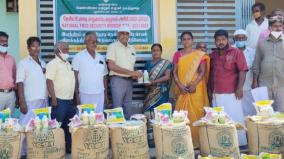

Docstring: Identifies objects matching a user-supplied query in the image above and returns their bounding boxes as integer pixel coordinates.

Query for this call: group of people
[142,3,284,149]
[0,26,143,156]
[0,2,283,156]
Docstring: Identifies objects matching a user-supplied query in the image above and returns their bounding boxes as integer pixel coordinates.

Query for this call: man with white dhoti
[233,29,256,116]
[209,29,248,146]
[72,31,108,113]
[17,37,48,157]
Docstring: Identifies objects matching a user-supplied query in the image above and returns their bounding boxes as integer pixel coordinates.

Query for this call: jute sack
[109,121,149,159]
[0,132,23,159]
[153,124,194,159]
[71,125,109,159]
[26,128,65,159]
[197,124,241,159]
[246,117,284,156]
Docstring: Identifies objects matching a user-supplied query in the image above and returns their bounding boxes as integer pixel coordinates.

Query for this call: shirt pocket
[97,62,106,74]
[129,52,136,64]
[274,44,284,60]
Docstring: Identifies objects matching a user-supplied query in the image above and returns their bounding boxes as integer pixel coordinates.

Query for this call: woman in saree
[173,31,210,148]
[143,43,172,119]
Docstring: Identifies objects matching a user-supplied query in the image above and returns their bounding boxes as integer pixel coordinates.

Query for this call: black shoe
[21,156,27,159]
[66,147,72,154]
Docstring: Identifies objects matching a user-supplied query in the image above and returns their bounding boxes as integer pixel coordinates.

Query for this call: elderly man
[252,16,284,112]
[106,26,143,119]
[46,41,76,153]
[72,31,108,113]
[258,9,284,42]
[210,29,248,146]
[0,31,17,115]
[195,42,208,52]
[233,29,256,116]
[246,2,268,49]
[17,37,47,157]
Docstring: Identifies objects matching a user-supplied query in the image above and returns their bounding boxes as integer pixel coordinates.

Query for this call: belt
[0,88,14,93]
[112,75,132,80]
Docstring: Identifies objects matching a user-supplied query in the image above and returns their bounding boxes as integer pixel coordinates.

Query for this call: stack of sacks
[25,107,64,159]
[151,103,194,159]
[193,107,245,159]
[246,100,284,156]
[69,104,108,159]
[105,107,149,159]
[0,108,23,159]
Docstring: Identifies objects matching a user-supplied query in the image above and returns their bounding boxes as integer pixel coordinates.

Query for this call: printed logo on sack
[32,131,55,148]
[83,127,106,149]
[121,127,146,144]
[269,131,284,149]
[217,131,233,148]
[0,144,13,159]
[171,138,187,155]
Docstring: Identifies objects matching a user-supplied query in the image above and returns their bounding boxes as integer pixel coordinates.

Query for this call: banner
[54,0,154,53]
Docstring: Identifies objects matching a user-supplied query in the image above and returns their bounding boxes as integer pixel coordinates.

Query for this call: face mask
[253,12,261,19]
[57,48,69,60]
[59,53,69,60]
[235,41,246,48]
[271,31,282,39]
[0,45,8,53]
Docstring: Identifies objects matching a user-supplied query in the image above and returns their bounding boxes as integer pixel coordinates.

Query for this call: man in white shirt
[246,2,268,49]
[72,31,108,113]
[233,29,256,116]
[17,37,47,157]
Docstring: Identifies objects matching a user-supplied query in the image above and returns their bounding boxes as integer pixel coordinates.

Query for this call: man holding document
[252,15,284,112]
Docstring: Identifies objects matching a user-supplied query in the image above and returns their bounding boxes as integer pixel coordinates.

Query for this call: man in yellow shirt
[107,26,142,118]
[46,41,76,153]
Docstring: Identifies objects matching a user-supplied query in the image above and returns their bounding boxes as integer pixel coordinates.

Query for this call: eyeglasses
[0,43,8,47]
[86,41,99,45]
[30,47,41,51]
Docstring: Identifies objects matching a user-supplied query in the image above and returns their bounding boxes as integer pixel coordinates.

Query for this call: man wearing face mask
[252,16,284,112]
[209,29,248,146]
[246,2,268,49]
[258,9,284,42]
[233,29,256,116]
[0,31,17,115]
[46,41,76,153]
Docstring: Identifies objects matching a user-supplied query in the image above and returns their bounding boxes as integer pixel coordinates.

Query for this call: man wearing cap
[209,29,248,146]
[0,31,17,114]
[252,15,284,112]
[106,26,143,119]
[233,29,256,116]
[72,31,108,113]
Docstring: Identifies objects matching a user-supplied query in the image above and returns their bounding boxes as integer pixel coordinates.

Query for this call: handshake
[129,70,143,79]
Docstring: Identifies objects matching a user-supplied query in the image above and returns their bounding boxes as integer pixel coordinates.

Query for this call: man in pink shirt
[0,31,17,114]
[209,29,248,146]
